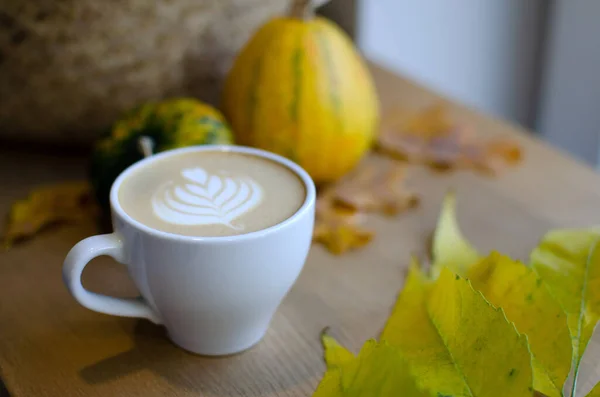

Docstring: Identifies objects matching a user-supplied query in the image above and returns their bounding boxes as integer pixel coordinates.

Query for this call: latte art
[151,167,263,230]
[118,150,306,237]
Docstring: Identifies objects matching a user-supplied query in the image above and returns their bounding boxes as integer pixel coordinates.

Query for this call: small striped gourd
[90,98,234,211]
[222,0,379,184]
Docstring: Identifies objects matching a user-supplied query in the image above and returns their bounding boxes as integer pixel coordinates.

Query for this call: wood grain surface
[2,64,600,396]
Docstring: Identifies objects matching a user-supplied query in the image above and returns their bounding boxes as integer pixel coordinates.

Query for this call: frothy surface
[118,151,306,237]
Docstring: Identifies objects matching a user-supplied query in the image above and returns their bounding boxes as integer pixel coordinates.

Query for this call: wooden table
[2,63,600,397]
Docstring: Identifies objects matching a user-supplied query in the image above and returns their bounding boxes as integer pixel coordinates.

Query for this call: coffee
[118,150,306,237]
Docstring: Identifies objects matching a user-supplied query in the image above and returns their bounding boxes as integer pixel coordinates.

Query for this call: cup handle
[62,233,161,324]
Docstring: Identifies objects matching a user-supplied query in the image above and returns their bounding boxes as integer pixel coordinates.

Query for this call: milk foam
[151,167,263,230]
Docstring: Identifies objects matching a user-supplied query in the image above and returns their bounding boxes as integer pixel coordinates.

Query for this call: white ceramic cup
[62,145,316,356]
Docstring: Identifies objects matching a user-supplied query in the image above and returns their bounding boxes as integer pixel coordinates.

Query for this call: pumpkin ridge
[314,23,343,134]
[286,29,305,163]
[245,57,263,146]
[313,23,343,175]
[289,36,303,124]
[247,28,284,147]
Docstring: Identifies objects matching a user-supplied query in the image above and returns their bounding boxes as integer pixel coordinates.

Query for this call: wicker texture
[0,0,288,146]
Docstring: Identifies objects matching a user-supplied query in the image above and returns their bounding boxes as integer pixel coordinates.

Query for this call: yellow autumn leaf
[381,266,533,396]
[313,339,429,397]
[565,331,600,397]
[380,262,469,394]
[431,192,480,278]
[322,333,355,369]
[313,370,344,397]
[2,181,97,249]
[530,229,600,397]
[587,382,600,397]
[468,251,571,397]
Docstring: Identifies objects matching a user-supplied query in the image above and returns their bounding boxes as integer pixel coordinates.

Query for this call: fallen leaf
[2,182,97,249]
[430,193,570,396]
[468,251,572,397]
[380,261,467,394]
[312,370,344,397]
[313,155,419,255]
[564,324,600,397]
[530,229,600,397]
[313,189,373,255]
[322,333,354,369]
[314,338,429,397]
[482,139,523,173]
[312,195,600,395]
[334,156,419,216]
[587,383,600,397]
[380,265,533,396]
[378,104,522,174]
[430,192,480,278]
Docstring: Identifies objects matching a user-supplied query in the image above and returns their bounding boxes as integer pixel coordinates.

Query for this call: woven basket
[0,0,289,146]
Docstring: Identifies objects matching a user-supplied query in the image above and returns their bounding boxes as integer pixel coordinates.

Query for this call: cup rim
[109,145,316,243]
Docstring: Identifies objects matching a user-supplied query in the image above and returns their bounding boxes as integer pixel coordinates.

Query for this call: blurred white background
[322,0,600,167]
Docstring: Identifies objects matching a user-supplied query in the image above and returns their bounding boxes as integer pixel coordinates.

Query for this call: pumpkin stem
[137,136,155,158]
[290,0,330,20]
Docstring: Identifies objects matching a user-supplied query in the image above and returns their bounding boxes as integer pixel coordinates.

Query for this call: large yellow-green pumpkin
[222,0,379,184]
[90,98,234,211]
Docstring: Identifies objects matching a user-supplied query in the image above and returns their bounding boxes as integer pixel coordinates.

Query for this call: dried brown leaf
[378,104,522,174]
[334,156,419,216]
[2,181,97,249]
[313,189,373,255]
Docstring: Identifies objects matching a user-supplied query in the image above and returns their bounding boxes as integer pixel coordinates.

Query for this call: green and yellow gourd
[222,0,379,184]
[90,98,233,210]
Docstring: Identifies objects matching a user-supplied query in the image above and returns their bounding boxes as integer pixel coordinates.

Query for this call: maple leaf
[377,104,522,174]
[313,189,373,255]
[333,156,419,216]
[2,181,97,249]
